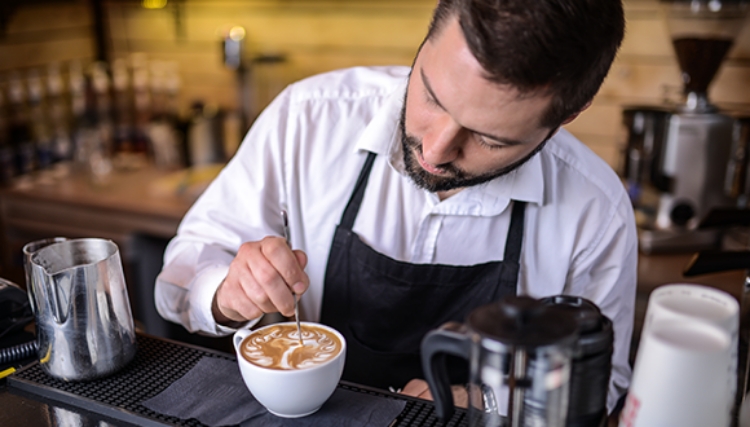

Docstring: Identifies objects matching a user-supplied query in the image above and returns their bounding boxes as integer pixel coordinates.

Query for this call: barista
[155,0,636,412]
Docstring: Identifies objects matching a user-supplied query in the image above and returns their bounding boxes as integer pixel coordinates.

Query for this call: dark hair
[426,0,625,128]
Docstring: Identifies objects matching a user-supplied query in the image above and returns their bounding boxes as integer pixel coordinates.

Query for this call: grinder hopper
[662,0,749,111]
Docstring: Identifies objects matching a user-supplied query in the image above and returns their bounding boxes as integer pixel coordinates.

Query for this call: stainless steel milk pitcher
[29,238,137,381]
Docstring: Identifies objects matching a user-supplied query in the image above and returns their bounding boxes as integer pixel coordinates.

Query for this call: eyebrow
[419,67,529,147]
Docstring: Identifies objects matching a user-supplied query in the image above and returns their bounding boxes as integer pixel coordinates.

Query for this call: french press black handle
[421,322,472,421]
[697,208,750,229]
[683,250,750,276]
[685,207,750,275]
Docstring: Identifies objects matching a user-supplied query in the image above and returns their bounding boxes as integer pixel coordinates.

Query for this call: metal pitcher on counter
[28,238,137,381]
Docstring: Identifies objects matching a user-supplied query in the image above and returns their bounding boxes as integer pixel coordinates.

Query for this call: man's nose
[421,118,464,166]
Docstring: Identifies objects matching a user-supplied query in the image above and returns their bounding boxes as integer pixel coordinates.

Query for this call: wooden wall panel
[620,15,672,58]
[0,39,93,72]
[104,0,432,113]
[602,61,680,102]
[564,103,623,138]
[0,2,94,73]
[105,2,432,47]
[4,2,92,33]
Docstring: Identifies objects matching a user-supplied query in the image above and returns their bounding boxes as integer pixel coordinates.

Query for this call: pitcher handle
[421,322,472,421]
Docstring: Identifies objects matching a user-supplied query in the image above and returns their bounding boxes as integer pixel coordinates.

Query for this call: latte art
[240,324,342,370]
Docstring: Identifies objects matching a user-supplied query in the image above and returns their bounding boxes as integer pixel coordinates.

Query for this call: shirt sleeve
[154,88,293,335]
[566,197,639,414]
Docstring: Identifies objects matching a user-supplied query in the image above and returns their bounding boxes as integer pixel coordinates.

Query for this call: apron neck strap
[504,201,527,265]
[340,151,377,229]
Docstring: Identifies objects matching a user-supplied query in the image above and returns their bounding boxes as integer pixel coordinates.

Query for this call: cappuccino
[240,323,342,370]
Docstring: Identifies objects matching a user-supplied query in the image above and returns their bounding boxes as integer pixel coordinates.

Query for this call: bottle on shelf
[187,101,225,168]
[27,68,54,172]
[74,68,112,186]
[147,60,183,169]
[46,62,74,169]
[130,53,153,164]
[91,61,115,162]
[7,71,34,178]
[111,58,135,164]
[0,83,14,185]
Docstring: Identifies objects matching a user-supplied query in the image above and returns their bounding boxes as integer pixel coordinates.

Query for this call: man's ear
[561,101,592,125]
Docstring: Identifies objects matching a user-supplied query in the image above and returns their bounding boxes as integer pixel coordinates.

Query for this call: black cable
[0,340,38,364]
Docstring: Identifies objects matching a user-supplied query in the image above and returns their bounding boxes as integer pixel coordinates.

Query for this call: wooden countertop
[1,167,195,222]
[0,165,224,244]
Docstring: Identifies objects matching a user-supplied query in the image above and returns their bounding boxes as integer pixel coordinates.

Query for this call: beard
[399,102,552,193]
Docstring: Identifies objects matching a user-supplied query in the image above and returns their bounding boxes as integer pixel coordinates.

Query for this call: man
[156,0,635,413]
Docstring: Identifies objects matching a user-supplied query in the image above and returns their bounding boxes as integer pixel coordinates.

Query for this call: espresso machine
[621,0,749,253]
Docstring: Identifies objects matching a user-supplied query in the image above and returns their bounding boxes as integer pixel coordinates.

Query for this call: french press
[421,295,579,427]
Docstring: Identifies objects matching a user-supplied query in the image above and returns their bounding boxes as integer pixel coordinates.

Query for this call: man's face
[402,16,556,193]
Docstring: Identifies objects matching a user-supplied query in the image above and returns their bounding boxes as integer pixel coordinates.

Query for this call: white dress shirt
[155,65,638,412]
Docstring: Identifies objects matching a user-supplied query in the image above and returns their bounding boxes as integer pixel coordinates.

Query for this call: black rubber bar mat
[7,334,468,427]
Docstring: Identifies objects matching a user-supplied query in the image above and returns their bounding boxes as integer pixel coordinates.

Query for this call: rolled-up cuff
[189,264,261,335]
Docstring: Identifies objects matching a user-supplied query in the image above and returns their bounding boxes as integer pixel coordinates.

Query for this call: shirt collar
[354,77,546,212]
[354,79,406,157]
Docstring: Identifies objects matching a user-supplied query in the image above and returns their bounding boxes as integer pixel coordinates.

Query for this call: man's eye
[474,134,505,150]
[425,94,440,107]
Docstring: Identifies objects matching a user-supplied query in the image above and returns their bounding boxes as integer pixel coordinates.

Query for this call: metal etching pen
[281,209,303,345]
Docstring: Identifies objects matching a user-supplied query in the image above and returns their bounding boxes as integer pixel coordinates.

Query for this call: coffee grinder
[621,0,749,253]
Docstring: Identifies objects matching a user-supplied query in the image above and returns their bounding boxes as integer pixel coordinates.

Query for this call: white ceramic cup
[619,318,732,427]
[642,283,739,402]
[233,321,346,418]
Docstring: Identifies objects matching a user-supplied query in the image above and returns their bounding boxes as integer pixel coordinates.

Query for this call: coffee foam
[240,324,342,370]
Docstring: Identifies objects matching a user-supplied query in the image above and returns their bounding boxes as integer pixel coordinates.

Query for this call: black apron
[320,152,527,390]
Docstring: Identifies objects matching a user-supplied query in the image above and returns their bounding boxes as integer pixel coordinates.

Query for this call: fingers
[292,250,308,294]
[214,236,310,323]
[400,379,468,408]
[242,237,300,316]
[401,379,431,399]
[294,249,308,270]
[260,238,309,293]
[452,385,468,408]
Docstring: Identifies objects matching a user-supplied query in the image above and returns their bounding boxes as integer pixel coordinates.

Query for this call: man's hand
[212,236,309,325]
[401,379,468,408]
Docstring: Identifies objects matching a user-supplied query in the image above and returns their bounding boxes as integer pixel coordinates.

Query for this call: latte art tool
[281,209,303,345]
